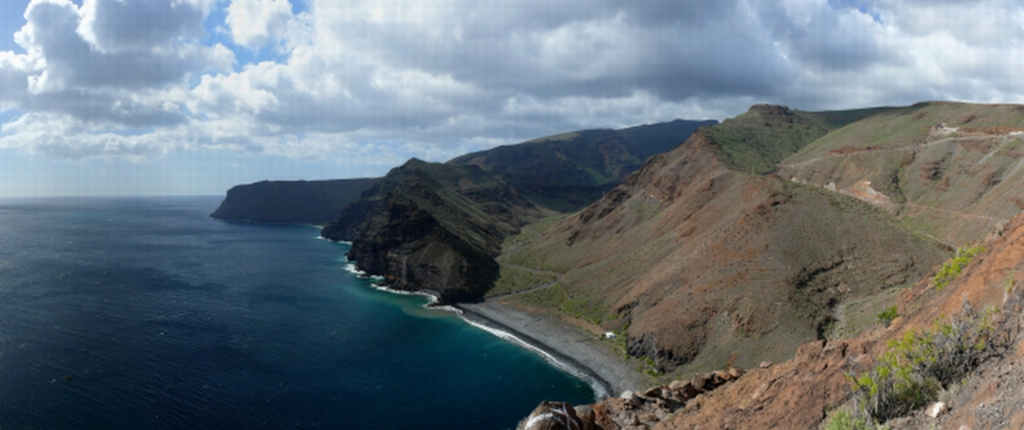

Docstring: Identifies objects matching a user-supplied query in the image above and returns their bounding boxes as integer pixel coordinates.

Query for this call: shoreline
[455,300,646,400]
[341,260,645,401]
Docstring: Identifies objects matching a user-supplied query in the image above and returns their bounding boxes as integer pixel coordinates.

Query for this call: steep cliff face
[322,159,542,302]
[211,178,378,225]
[502,106,948,373]
[323,120,711,302]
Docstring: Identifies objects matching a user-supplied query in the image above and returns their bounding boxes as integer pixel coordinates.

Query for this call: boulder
[620,390,640,408]
[727,366,744,379]
[517,401,584,430]
[691,373,712,392]
[669,380,699,400]
[642,386,664,399]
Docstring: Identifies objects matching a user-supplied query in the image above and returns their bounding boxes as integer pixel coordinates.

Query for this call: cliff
[211,178,378,225]
[323,120,712,302]
[322,159,541,302]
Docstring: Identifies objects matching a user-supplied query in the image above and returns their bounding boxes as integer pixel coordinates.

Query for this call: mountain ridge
[321,120,714,303]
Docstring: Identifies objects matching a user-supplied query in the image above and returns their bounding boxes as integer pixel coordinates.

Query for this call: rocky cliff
[322,159,541,302]
[211,178,378,225]
[323,120,711,302]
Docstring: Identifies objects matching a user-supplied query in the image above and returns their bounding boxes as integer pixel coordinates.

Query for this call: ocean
[0,196,593,429]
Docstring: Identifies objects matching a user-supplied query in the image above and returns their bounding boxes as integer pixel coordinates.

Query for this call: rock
[759,361,774,369]
[926,402,947,418]
[643,386,663,398]
[517,401,584,430]
[691,373,712,392]
[671,381,699,400]
[576,406,597,430]
[715,370,731,383]
[728,366,744,379]
[621,390,640,408]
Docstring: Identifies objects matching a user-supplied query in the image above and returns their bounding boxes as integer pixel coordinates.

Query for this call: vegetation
[847,300,1002,424]
[875,305,898,327]
[709,105,830,174]
[487,265,557,297]
[933,245,984,290]
[824,409,890,430]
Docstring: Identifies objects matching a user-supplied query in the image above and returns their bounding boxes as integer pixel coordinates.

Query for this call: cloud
[3,0,1024,164]
[226,0,294,51]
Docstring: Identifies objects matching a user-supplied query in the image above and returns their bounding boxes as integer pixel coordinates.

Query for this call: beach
[456,300,648,400]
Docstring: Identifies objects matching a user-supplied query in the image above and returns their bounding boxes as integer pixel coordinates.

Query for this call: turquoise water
[0,196,593,429]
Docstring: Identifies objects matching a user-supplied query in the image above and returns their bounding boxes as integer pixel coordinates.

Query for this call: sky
[2,0,1024,196]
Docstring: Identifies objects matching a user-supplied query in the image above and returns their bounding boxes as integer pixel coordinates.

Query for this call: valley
[213,101,1024,430]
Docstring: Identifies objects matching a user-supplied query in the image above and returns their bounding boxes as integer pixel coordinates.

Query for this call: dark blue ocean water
[0,196,592,430]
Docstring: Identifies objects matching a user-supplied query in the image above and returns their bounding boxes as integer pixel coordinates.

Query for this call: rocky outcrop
[211,178,378,225]
[518,368,744,430]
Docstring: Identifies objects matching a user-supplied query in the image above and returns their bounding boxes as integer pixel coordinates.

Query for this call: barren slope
[654,211,1024,430]
[501,106,948,376]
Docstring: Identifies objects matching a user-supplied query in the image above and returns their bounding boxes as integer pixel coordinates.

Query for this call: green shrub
[849,299,1001,423]
[876,305,898,327]
[824,409,889,430]
[933,246,983,290]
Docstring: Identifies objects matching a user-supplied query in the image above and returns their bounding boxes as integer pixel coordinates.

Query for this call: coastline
[456,300,647,400]
[342,260,646,401]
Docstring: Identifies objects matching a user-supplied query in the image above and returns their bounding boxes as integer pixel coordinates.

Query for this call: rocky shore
[456,301,647,399]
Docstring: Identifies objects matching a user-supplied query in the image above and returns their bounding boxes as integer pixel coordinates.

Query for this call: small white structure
[604,332,616,339]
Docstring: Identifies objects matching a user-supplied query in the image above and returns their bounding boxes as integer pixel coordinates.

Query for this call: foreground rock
[518,368,743,430]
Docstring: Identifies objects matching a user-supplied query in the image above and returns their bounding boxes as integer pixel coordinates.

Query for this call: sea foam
[458,313,609,400]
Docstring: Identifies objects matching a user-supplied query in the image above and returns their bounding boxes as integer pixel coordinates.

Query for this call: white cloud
[226,0,294,51]
[4,0,1024,165]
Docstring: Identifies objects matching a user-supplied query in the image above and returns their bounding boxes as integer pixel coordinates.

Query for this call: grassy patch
[487,265,557,297]
[933,245,983,290]
[558,293,614,326]
[824,409,890,430]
